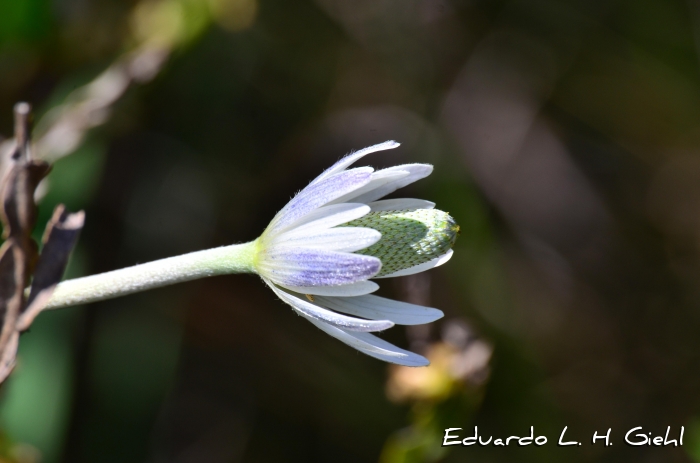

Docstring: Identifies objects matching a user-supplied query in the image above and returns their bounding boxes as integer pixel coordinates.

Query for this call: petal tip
[396,355,430,367]
[373,320,395,331]
[361,140,400,153]
[371,255,382,270]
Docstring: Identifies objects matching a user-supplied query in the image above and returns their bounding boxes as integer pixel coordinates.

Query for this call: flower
[253,141,458,366]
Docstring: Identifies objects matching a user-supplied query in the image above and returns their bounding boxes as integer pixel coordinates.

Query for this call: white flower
[253,141,458,367]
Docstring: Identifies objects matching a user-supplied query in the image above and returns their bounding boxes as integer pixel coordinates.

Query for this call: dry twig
[0,104,84,383]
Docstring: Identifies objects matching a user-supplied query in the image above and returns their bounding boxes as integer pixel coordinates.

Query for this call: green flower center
[343,209,459,277]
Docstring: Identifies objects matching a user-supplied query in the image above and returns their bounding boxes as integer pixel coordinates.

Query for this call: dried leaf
[0,161,51,241]
[18,205,84,331]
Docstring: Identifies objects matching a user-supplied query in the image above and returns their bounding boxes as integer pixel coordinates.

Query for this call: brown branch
[0,104,84,384]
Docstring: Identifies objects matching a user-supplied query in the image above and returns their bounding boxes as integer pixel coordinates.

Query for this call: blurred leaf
[0,0,52,45]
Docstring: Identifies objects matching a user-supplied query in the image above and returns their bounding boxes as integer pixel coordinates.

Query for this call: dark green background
[1,0,699,462]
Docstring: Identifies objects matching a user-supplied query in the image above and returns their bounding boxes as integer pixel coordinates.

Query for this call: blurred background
[1,0,700,461]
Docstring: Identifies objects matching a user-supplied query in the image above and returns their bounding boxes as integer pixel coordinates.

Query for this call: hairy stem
[44,241,258,310]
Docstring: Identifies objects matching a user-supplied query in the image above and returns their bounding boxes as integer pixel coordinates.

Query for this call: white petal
[266,167,373,237]
[351,164,433,204]
[305,317,430,366]
[257,248,381,287]
[275,204,370,238]
[268,283,394,332]
[327,169,409,205]
[311,141,401,184]
[313,294,444,325]
[279,280,379,296]
[376,249,454,279]
[369,198,435,211]
[272,227,381,252]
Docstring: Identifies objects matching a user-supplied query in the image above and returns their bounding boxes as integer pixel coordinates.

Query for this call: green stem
[44,240,258,310]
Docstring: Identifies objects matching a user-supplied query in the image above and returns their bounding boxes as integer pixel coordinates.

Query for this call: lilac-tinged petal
[266,167,373,237]
[311,140,400,185]
[369,198,435,211]
[279,280,379,296]
[257,248,381,287]
[375,249,454,279]
[267,283,394,332]
[327,169,409,206]
[351,164,433,204]
[273,227,381,252]
[313,294,444,325]
[279,204,370,236]
[304,317,430,366]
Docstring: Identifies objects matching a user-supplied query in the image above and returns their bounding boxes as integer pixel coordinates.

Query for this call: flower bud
[345,209,459,276]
